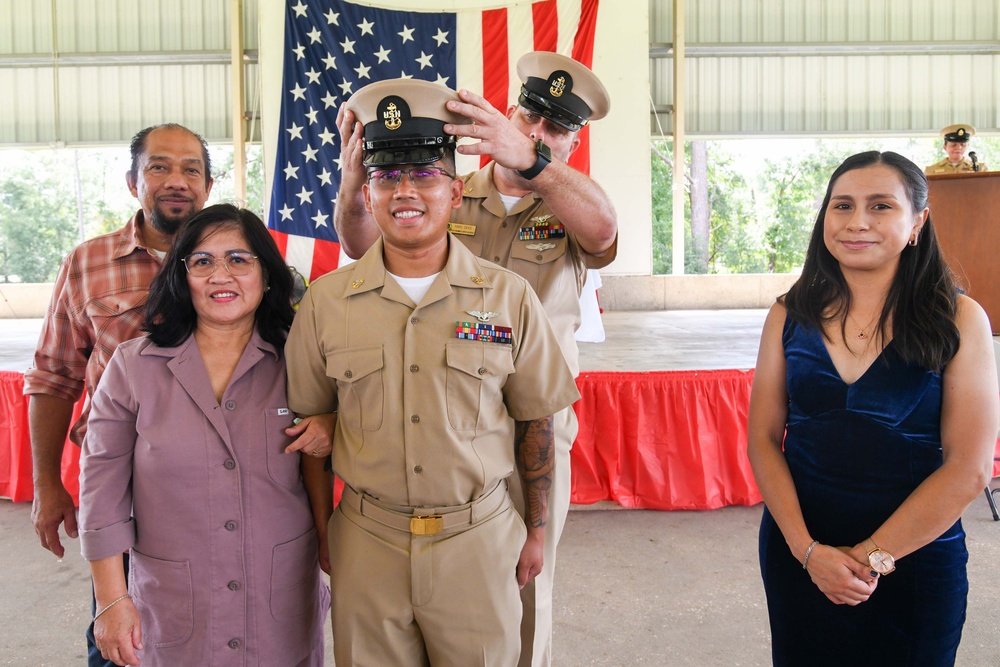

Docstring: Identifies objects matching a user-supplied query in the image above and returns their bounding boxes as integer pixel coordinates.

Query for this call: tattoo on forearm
[515,416,554,528]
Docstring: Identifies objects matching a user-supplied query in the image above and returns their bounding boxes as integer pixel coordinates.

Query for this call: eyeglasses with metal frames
[182,252,259,277]
[366,166,456,190]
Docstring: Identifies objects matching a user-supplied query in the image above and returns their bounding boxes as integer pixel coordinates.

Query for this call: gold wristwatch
[864,538,895,575]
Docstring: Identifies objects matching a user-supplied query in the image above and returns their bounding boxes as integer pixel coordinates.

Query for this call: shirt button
[536,254,544,260]
[228,639,241,650]
[345,370,353,379]
[224,459,236,470]
[225,400,236,410]
[501,222,507,228]
[409,364,419,373]
[478,367,487,375]
[410,317,419,324]
[410,415,420,423]
[413,465,423,473]
[228,580,241,591]
[224,521,238,531]
[493,256,500,262]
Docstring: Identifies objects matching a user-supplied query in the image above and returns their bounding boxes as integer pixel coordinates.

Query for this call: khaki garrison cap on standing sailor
[940,124,976,143]
[516,51,610,132]
[345,78,470,167]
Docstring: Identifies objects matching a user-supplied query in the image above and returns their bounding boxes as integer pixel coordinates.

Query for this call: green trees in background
[0,146,265,283]
[650,136,1000,275]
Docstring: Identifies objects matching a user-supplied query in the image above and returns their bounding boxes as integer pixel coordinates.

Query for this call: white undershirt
[388,271,440,304]
[498,193,521,214]
[150,248,167,260]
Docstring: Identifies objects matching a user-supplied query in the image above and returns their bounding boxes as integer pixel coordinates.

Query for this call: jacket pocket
[445,343,515,430]
[264,408,301,488]
[129,549,194,648]
[326,346,384,431]
[270,528,322,621]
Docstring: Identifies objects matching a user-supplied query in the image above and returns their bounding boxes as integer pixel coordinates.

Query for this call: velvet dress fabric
[759,317,968,666]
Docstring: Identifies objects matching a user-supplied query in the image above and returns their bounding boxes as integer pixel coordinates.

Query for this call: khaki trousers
[507,405,578,667]
[329,482,525,667]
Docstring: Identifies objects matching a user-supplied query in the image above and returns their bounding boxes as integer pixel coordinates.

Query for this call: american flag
[266,0,600,282]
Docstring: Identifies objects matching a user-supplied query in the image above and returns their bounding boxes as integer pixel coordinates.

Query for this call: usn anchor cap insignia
[467,310,501,322]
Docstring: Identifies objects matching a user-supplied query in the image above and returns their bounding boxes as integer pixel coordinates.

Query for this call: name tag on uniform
[448,222,477,236]
[277,408,290,415]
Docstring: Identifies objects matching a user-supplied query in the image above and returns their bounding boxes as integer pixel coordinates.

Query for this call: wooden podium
[927,171,1000,334]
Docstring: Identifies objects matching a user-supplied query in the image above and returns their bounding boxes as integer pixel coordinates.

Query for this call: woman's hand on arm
[91,555,142,666]
[284,412,336,456]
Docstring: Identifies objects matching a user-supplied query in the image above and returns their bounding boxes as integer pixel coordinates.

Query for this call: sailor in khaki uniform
[287,78,580,667]
[925,124,988,175]
[334,52,616,667]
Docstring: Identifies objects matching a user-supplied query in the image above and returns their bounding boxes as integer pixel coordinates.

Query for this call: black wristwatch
[517,140,552,180]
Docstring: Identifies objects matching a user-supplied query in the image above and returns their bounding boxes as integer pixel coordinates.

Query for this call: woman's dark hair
[782,150,959,371]
[145,204,295,349]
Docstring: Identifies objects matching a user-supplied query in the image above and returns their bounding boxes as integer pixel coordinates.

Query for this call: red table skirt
[3,368,999,509]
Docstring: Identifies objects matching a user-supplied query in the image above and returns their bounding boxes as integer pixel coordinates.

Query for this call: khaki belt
[341,480,508,536]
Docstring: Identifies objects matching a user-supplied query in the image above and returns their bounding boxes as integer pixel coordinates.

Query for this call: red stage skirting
[3,369,999,508]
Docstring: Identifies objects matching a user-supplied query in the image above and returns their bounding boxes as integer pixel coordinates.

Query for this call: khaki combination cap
[515,51,610,132]
[346,79,470,167]
[940,124,976,143]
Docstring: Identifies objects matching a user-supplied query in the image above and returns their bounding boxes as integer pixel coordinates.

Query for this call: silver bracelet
[94,593,131,621]
[802,540,819,570]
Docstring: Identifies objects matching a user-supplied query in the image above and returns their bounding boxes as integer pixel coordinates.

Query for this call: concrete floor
[3,499,1000,665]
[3,311,1000,664]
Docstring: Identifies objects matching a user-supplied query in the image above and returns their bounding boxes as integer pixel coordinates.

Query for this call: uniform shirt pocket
[445,343,515,430]
[129,549,194,648]
[326,346,384,431]
[264,408,301,488]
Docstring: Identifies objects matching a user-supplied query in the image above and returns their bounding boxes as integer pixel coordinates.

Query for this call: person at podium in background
[925,124,988,175]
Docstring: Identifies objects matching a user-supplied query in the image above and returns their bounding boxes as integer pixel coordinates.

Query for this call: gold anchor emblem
[549,76,566,98]
[384,103,402,131]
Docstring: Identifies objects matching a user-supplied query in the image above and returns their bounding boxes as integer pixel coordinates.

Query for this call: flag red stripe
[309,238,342,282]
[269,228,289,256]
[567,0,600,175]
[481,8,509,168]
[532,0,559,52]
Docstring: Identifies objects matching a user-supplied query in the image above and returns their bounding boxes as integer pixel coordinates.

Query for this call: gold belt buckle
[410,515,444,536]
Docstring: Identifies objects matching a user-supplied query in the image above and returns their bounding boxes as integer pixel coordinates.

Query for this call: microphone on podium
[969,151,980,172]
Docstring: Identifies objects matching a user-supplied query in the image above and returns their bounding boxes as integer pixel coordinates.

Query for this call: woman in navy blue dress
[748,151,998,666]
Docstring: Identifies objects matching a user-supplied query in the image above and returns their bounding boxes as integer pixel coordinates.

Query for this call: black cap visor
[518,82,590,132]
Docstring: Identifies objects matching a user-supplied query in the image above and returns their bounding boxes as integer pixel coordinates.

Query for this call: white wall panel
[650,0,1000,137]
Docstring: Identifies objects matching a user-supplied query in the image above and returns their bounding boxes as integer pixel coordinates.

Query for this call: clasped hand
[804,543,879,606]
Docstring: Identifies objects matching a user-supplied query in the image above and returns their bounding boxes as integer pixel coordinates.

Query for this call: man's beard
[148,206,189,236]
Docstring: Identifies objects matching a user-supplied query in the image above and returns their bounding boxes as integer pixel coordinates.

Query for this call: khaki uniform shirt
[451,163,618,376]
[285,235,580,508]
[924,157,988,175]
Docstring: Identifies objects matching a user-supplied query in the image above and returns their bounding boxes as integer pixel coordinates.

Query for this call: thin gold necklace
[847,311,878,340]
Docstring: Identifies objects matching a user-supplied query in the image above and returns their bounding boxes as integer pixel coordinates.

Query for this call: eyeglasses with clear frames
[182,252,259,277]
[366,166,456,191]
